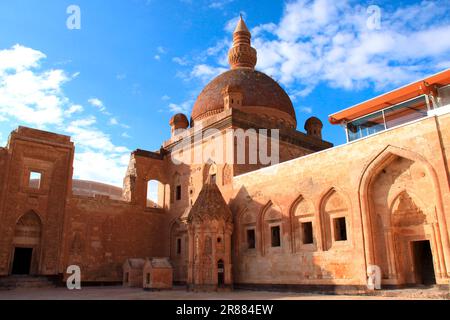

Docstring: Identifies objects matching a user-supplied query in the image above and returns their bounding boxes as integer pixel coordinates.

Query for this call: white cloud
[66,118,117,152]
[154,55,161,60]
[299,106,312,114]
[169,100,193,114]
[172,57,189,66]
[161,95,171,101]
[0,45,70,128]
[191,0,450,97]
[257,0,450,92]
[65,104,84,116]
[70,116,96,127]
[109,117,119,125]
[209,0,234,9]
[0,44,45,73]
[72,151,129,187]
[65,117,131,186]
[88,97,105,111]
[0,44,131,187]
[190,64,227,83]
[157,46,167,54]
[88,97,112,116]
[225,15,243,33]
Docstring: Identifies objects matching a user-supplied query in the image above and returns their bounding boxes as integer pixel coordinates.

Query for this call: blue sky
[0,0,449,186]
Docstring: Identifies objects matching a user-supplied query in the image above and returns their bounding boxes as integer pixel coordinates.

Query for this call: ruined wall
[0,127,74,276]
[62,195,167,282]
[0,127,170,283]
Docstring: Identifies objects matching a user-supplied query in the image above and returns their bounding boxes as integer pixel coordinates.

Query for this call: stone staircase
[0,275,57,290]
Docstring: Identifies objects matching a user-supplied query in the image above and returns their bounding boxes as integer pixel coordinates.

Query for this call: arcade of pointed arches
[233,145,449,285]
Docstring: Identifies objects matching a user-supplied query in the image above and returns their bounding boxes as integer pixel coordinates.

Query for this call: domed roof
[169,113,189,127]
[191,68,296,125]
[304,116,323,129]
[190,16,297,127]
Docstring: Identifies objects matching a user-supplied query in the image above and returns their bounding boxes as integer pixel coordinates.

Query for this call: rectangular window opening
[176,238,181,254]
[301,222,314,244]
[271,225,281,247]
[334,217,347,241]
[246,229,256,249]
[176,185,181,200]
[29,171,41,189]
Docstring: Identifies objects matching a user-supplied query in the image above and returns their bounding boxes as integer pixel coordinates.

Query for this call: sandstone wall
[61,195,168,282]
[229,113,450,286]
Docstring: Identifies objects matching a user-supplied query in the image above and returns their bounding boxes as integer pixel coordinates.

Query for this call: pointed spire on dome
[234,14,250,33]
[228,15,257,70]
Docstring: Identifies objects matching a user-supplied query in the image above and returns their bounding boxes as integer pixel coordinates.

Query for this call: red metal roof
[329,68,450,124]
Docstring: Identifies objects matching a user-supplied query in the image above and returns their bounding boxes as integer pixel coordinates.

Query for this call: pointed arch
[15,210,42,226]
[222,164,232,185]
[258,200,272,256]
[318,187,351,251]
[202,159,217,184]
[290,194,316,253]
[289,194,304,253]
[387,188,432,223]
[14,210,43,242]
[358,145,449,277]
[235,206,248,256]
[169,218,180,257]
[389,190,427,227]
[258,200,286,256]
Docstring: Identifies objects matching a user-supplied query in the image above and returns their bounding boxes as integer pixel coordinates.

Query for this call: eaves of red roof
[328,68,450,125]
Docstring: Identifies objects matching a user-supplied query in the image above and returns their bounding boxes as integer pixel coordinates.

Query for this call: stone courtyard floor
[0,285,448,300]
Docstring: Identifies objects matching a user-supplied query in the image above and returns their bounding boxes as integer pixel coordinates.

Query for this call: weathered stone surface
[143,257,173,290]
[0,17,449,292]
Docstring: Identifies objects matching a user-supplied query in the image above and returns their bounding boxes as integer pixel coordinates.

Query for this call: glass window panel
[347,111,384,142]
[384,96,428,129]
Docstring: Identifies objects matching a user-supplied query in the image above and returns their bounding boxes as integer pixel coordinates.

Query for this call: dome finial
[228,15,257,69]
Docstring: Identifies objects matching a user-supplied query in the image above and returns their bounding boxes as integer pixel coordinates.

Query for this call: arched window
[260,202,284,255]
[203,160,217,184]
[291,196,316,252]
[320,189,350,250]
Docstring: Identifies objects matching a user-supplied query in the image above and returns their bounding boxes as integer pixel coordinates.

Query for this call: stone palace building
[0,17,450,291]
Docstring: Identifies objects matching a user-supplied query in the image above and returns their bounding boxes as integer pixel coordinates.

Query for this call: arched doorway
[360,148,447,285]
[10,211,42,275]
[217,260,224,287]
